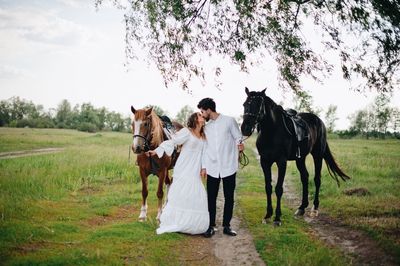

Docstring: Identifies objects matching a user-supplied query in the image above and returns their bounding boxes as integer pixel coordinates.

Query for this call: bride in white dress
[146,112,209,235]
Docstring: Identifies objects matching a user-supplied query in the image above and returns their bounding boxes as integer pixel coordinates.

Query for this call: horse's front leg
[163,171,172,208]
[274,160,287,226]
[260,158,273,223]
[139,170,149,222]
[156,169,167,221]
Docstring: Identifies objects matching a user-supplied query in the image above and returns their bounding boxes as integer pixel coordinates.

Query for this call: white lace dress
[154,127,209,235]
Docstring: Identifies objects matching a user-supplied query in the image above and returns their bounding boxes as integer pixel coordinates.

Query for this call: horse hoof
[273,221,282,226]
[295,209,305,216]
[138,217,147,222]
[310,207,319,217]
[262,215,273,224]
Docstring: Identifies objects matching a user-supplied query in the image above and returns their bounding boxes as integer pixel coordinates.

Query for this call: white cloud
[0,1,398,132]
[57,0,92,9]
[0,7,91,47]
[0,64,32,79]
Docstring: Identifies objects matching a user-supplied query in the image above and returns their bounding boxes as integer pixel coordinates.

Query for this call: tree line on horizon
[0,96,399,139]
[292,92,400,139]
[0,97,193,134]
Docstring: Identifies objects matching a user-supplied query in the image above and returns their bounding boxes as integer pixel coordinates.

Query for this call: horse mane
[262,93,278,109]
[149,110,164,147]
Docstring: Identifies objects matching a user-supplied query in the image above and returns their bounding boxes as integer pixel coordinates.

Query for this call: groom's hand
[238,143,244,152]
[200,168,207,179]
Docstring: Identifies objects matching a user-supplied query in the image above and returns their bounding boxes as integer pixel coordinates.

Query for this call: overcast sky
[1,0,399,130]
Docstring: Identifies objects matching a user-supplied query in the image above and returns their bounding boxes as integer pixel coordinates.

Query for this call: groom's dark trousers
[206,173,236,227]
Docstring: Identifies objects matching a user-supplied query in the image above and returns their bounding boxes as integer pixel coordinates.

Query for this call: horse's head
[131,106,153,154]
[241,87,266,137]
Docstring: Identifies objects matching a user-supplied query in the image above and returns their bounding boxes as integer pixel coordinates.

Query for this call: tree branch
[185,0,209,29]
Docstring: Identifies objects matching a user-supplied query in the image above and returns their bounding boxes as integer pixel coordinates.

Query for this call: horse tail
[323,142,351,186]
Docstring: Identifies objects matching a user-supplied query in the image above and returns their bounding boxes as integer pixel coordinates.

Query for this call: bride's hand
[145,150,156,157]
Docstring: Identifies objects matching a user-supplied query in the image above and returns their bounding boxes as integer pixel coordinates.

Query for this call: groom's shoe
[203,227,215,238]
[223,226,237,236]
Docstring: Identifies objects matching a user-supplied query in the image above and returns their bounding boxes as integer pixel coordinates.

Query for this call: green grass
[236,137,348,266]
[286,138,400,258]
[236,135,400,265]
[1,128,399,265]
[0,128,194,265]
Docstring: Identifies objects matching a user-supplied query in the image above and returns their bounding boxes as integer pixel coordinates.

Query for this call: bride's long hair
[187,112,206,139]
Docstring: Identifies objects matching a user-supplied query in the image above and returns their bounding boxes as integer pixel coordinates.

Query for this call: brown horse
[130,106,182,221]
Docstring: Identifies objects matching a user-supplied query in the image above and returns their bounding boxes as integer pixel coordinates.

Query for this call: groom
[198,98,244,237]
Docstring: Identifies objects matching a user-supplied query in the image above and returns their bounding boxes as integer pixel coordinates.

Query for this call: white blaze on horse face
[132,119,143,149]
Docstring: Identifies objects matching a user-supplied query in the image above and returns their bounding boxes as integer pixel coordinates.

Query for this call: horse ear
[131,106,136,114]
[261,88,266,94]
[245,87,250,95]
[145,106,153,116]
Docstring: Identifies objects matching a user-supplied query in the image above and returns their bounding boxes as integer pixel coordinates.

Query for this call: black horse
[241,87,350,226]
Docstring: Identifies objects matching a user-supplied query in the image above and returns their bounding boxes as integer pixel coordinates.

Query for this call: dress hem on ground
[156,205,209,235]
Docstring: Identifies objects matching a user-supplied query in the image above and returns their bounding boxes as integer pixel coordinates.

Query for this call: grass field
[0,128,194,265]
[0,128,399,265]
[237,135,400,265]
[288,137,400,255]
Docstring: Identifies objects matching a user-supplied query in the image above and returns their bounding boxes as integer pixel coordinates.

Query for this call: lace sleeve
[154,128,190,157]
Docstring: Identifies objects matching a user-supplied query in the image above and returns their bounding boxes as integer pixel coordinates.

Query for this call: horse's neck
[259,102,281,135]
[149,122,164,148]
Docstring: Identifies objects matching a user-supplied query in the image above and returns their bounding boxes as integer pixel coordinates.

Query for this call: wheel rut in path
[211,183,265,266]
[0,148,64,159]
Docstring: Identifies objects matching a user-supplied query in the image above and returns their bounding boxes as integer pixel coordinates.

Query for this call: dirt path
[253,149,397,266]
[211,185,265,266]
[0,148,64,159]
[283,178,397,266]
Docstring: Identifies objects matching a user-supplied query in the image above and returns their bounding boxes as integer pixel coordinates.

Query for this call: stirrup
[296,147,301,158]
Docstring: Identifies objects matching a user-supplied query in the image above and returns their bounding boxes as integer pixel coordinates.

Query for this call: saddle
[158,115,176,139]
[283,109,309,158]
[149,115,181,175]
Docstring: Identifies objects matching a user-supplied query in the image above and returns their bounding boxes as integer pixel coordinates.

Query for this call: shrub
[77,122,97,133]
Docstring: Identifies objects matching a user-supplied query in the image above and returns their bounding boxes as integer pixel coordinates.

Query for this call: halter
[243,95,265,135]
[133,117,152,152]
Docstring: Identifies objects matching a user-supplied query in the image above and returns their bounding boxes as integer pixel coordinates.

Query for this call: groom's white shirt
[202,114,243,178]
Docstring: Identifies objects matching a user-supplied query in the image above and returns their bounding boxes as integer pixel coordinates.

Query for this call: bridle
[243,95,265,135]
[132,117,152,152]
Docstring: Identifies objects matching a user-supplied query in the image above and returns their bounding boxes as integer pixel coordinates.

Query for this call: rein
[239,96,266,168]
[239,149,249,168]
[238,136,251,168]
[133,134,151,152]
[132,117,153,153]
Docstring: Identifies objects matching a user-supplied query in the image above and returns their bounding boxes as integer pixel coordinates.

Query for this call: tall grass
[237,135,400,264]
[0,128,193,265]
[286,138,400,259]
[1,128,399,265]
[236,136,349,266]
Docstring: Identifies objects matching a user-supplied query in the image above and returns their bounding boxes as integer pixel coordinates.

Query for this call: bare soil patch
[211,187,266,266]
[342,187,371,196]
[86,205,137,227]
[178,236,222,265]
[284,177,398,266]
